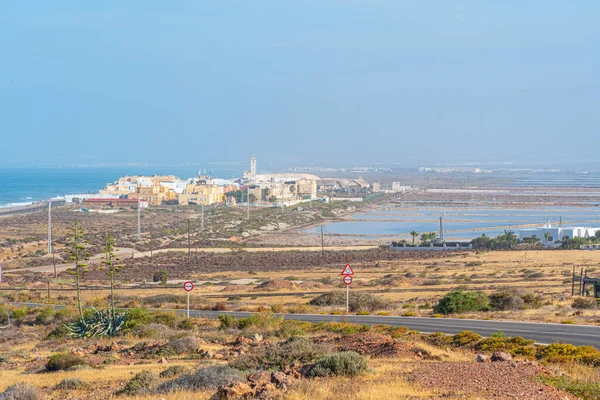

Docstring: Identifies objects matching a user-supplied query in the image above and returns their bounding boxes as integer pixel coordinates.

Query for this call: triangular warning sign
[341,264,354,276]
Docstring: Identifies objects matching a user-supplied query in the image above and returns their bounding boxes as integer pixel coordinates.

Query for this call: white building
[392,182,411,192]
[519,221,600,245]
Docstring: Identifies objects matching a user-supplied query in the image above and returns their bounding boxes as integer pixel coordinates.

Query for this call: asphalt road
[8,302,600,348]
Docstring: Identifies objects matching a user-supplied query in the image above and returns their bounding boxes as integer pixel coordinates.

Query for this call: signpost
[183,281,194,319]
[341,264,354,314]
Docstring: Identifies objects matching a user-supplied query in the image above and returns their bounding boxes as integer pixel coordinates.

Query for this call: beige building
[178,180,224,206]
[101,175,182,206]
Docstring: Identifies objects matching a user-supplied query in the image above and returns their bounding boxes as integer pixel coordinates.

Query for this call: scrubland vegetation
[0,301,598,399]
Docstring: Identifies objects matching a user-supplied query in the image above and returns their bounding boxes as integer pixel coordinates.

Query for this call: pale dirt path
[11,245,378,274]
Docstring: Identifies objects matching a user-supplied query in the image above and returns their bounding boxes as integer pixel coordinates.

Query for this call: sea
[0,166,243,208]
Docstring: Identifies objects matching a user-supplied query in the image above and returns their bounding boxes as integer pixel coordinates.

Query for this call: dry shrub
[571,297,597,310]
[159,336,199,356]
[116,370,158,396]
[55,378,87,390]
[46,353,86,372]
[231,336,330,370]
[310,292,390,312]
[307,351,368,377]
[0,383,41,400]
[158,365,242,393]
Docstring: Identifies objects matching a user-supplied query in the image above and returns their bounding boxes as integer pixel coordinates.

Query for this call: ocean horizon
[0,166,244,207]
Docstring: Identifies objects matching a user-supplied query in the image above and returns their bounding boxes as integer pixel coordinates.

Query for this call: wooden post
[52,252,57,279]
[47,281,50,299]
[579,267,584,296]
[571,265,576,296]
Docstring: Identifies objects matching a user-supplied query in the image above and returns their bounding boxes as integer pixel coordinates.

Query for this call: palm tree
[543,232,551,245]
[410,231,418,246]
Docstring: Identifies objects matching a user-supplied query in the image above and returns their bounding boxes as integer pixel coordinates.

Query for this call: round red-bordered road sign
[183,281,194,292]
[343,275,352,285]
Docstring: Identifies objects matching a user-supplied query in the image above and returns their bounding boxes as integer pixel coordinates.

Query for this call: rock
[271,371,292,388]
[253,333,263,343]
[255,383,276,398]
[490,351,512,362]
[212,382,254,400]
[159,357,168,364]
[201,350,215,359]
[214,353,224,360]
[71,348,85,357]
[476,354,488,363]
[247,370,271,386]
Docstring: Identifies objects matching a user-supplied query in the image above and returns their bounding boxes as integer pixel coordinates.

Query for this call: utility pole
[246,189,250,220]
[187,219,191,259]
[47,200,52,254]
[321,225,324,256]
[439,216,444,242]
[137,190,141,241]
[571,265,575,296]
[281,185,284,213]
[201,198,205,229]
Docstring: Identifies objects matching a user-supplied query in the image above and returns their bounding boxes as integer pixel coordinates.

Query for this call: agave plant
[67,308,126,338]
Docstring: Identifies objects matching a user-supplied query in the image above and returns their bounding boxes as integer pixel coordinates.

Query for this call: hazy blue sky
[1,1,599,166]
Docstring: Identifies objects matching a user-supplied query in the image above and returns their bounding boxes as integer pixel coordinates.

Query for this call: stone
[247,370,271,385]
[253,333,263,343]
[202,350,214,359]
[271,371,292,388]
[211,382,254,400]
[159,357,168,364]
[213,353,224,360]
[490,351,512,362]
[476,354,488,363]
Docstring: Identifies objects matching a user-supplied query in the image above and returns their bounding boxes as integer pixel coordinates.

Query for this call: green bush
[178,319,194,330]
[34,308,55,325]
[425,332,454,347]
[536,343,600,365]
[0,304,8,325]
[236,312,283,333]
[54,308,74,322]
[452,331,482,347]
[218,314,239,329]
[46,353,86,372]
[116,370,158,396]
[152,311,179,328]
[571,297,597,310]
[158,365,242,393]
[123,308,153,332]
[45,324,70,340]
[476,336,536,357]
[10,307,28,320]
[433,290,490,314]
[0,383,41,400]
[308,351,368,377]
[231,336,330,370]
[153,270,168,284]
